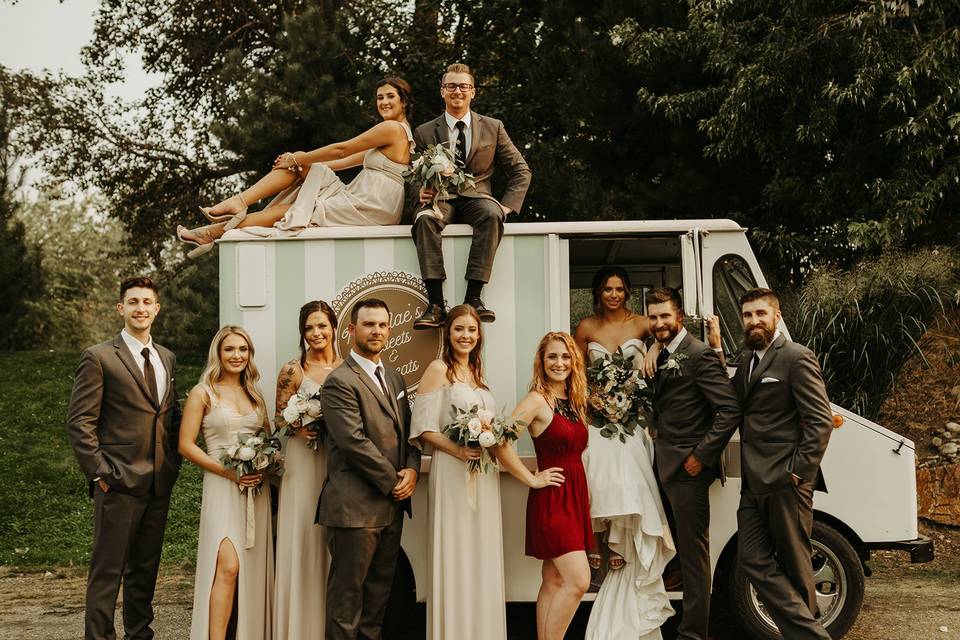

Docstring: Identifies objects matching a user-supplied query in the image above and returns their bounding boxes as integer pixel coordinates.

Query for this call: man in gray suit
[318,298,422,640]
[411,62,531,328]
[66,276,181,640]
[733,288,833,640]
[647,287,741,640]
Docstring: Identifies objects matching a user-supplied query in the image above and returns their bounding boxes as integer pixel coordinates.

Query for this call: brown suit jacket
[66,335,181,497]
[317,356,421,528]
[733,333,833,493]
[413,111,532,213]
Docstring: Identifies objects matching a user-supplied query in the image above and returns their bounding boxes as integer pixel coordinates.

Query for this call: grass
[0,351,205,569]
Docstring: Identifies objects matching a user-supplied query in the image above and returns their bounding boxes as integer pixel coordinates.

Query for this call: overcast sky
[0,0,157,101]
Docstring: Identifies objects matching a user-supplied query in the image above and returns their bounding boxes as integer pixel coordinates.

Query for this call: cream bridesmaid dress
[273,373,329,639]
[410,382,508,640]
[189,385,273,640]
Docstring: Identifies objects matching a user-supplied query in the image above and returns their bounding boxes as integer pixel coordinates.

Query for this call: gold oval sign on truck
[331,271,442,395]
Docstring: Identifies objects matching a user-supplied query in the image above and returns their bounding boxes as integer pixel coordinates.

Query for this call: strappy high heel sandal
[176,224,216,259]
[199,194,248,230]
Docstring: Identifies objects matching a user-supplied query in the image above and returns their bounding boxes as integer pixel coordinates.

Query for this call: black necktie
[656,347,670,369]
[454,120,467,168]
[141,347,159,404]
[750,352,761,381]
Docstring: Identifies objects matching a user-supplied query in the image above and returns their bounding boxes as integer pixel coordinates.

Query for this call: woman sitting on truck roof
[176,77,415,258]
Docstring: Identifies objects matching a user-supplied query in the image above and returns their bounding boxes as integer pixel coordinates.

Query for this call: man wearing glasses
[411,63,531,329]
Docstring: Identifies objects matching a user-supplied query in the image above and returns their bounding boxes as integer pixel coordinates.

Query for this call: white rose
[247,436,264,448]
[237,446,256,461]
[477,408,495,425]
[282,404,301,424]
[295,396,310,412]
[253,453,270,470]
[477,430,498,448]
[467,417,482,437]
[226,444,239,458]
[306,399,323,418]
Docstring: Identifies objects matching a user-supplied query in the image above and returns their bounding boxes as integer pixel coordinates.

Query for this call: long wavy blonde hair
[529,331,588,424]
[199,325,268,421]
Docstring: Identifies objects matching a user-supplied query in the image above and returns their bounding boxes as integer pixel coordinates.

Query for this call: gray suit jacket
[651,332,741,484]
[733,334,833,493]
[317,356,421,528]
[66,334,181,497]
[413,111,532,213]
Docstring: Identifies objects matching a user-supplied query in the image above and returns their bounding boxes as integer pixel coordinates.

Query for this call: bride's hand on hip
[456,445,482,462]
[531,466,565,489]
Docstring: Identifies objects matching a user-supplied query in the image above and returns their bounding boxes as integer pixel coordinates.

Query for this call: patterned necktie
[141,347,159,404]
[454,120,467,168]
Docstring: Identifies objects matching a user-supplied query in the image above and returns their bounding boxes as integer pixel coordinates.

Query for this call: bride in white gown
[574,267,675,640]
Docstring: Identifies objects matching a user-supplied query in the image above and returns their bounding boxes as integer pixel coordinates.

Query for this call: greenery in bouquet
[586,347,654,442]
[278,388,324,451]
[403,144,476,217]
[442,404,525,473]
[220,432,284,493]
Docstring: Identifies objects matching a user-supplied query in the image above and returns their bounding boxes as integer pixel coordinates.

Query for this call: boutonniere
[660,352,689,377]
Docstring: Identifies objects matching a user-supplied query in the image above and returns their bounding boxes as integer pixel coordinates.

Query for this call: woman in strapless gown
[178,326,274,640]
[272,301,341,639]
[176,77,415,257]
[574,267,675,640]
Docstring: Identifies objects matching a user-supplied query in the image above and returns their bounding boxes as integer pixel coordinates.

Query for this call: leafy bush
[792,248,958,420]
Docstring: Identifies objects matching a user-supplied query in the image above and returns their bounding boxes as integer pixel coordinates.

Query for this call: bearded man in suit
[411,62,531,329]
[647,286,741,640]
[733,287,834,640]
[66,275,181,640]
[318,298,421,640]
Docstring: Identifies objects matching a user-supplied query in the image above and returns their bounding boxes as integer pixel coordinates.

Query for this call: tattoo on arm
[274,362,299,425]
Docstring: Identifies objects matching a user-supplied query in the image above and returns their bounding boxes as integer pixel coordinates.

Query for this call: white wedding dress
[583,338,676,640]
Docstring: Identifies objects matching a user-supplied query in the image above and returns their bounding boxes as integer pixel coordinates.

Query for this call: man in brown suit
[411,62,531,328]
[66,276,181,640]
[318,298,421,639]
[733,288,833,640]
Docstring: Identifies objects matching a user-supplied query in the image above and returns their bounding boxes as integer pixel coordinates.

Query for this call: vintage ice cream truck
[218,219,932,638]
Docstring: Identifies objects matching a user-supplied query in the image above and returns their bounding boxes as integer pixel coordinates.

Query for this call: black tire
[724,520,865,639]
[382,550,421,639]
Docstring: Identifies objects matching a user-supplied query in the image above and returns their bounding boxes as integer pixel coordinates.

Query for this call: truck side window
[712,254,758,361]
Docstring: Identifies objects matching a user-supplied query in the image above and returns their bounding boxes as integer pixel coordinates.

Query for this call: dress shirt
[351,350,389,396]
[664,327,688,356]
[749,330,782,379]
[444,110,472,161]
[121,328,167,402]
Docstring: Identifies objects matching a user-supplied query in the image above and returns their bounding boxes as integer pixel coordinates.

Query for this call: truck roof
[219,218,744,242]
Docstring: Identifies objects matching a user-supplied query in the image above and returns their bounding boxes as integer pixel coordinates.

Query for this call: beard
[744,323,775,350]
[653,322,680,345]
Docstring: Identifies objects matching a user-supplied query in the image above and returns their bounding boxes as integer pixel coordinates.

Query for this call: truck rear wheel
[725,520,865,639]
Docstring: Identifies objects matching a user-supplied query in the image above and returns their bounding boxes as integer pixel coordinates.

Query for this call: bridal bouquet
[221,432,285,494]
[279,388,324,451]
[403,143,476,218]
[442,405,525,473]
[586,348,653,442]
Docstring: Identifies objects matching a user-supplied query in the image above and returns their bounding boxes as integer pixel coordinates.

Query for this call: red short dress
[525,401,594,560]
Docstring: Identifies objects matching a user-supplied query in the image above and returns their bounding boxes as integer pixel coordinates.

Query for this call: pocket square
[760,377,780,383]
[396,390,406,400]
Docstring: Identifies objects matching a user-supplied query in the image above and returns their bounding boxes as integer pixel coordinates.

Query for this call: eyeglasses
[441,83,474,92]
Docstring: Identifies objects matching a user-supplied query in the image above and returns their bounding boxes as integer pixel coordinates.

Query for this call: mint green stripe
[393,237,420,275]
[450,237,472,303]
[335,239,365,289]
[218,243,242,326]
[513,236,546,397]
[275,242,305,371]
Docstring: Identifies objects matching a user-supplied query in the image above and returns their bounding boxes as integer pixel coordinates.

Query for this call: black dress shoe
[414,304,446,330]
[465,298,496,323]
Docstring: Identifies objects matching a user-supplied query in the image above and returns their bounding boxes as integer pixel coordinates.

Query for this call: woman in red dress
[496,331,593,640]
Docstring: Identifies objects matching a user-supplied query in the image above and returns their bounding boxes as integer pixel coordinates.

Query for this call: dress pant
[85,486,171,640]
[325,518,404,640]
[737,479,831,640]
[411,197,504,283]
[660,469,713,640]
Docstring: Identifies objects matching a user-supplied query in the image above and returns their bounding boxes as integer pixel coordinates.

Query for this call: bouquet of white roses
[278,388,324,451]
[586,348,654,442]
[403,143,476,218]
[220,432,284,494]
[442,405,525,473]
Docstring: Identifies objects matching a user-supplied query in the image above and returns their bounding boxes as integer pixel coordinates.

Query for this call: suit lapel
[157,346,174,408]
[433,115,450,146]
[113,335,158,409]
[346,358,401,427]
[745,334,786,398]
[737,350,753,398]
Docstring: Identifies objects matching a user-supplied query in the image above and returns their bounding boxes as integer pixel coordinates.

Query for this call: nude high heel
[176,224,216,259]
[199,194,248,230]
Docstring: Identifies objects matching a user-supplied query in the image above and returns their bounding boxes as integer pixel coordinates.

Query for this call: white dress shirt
[121,328,167,402]
[665,327,688,355]
[444,110,472,161]
[749,329,782,379]
[351,350,389,397]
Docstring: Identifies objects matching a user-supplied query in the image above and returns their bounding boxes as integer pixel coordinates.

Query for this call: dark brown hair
[376,76,413,119]
[592,266,632,311]
[350,298,390,324]
[645,287,682,313]
[298,300,337,369]
[119,275,158,301]
[441,304,489,390]
[739,287,780,310]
